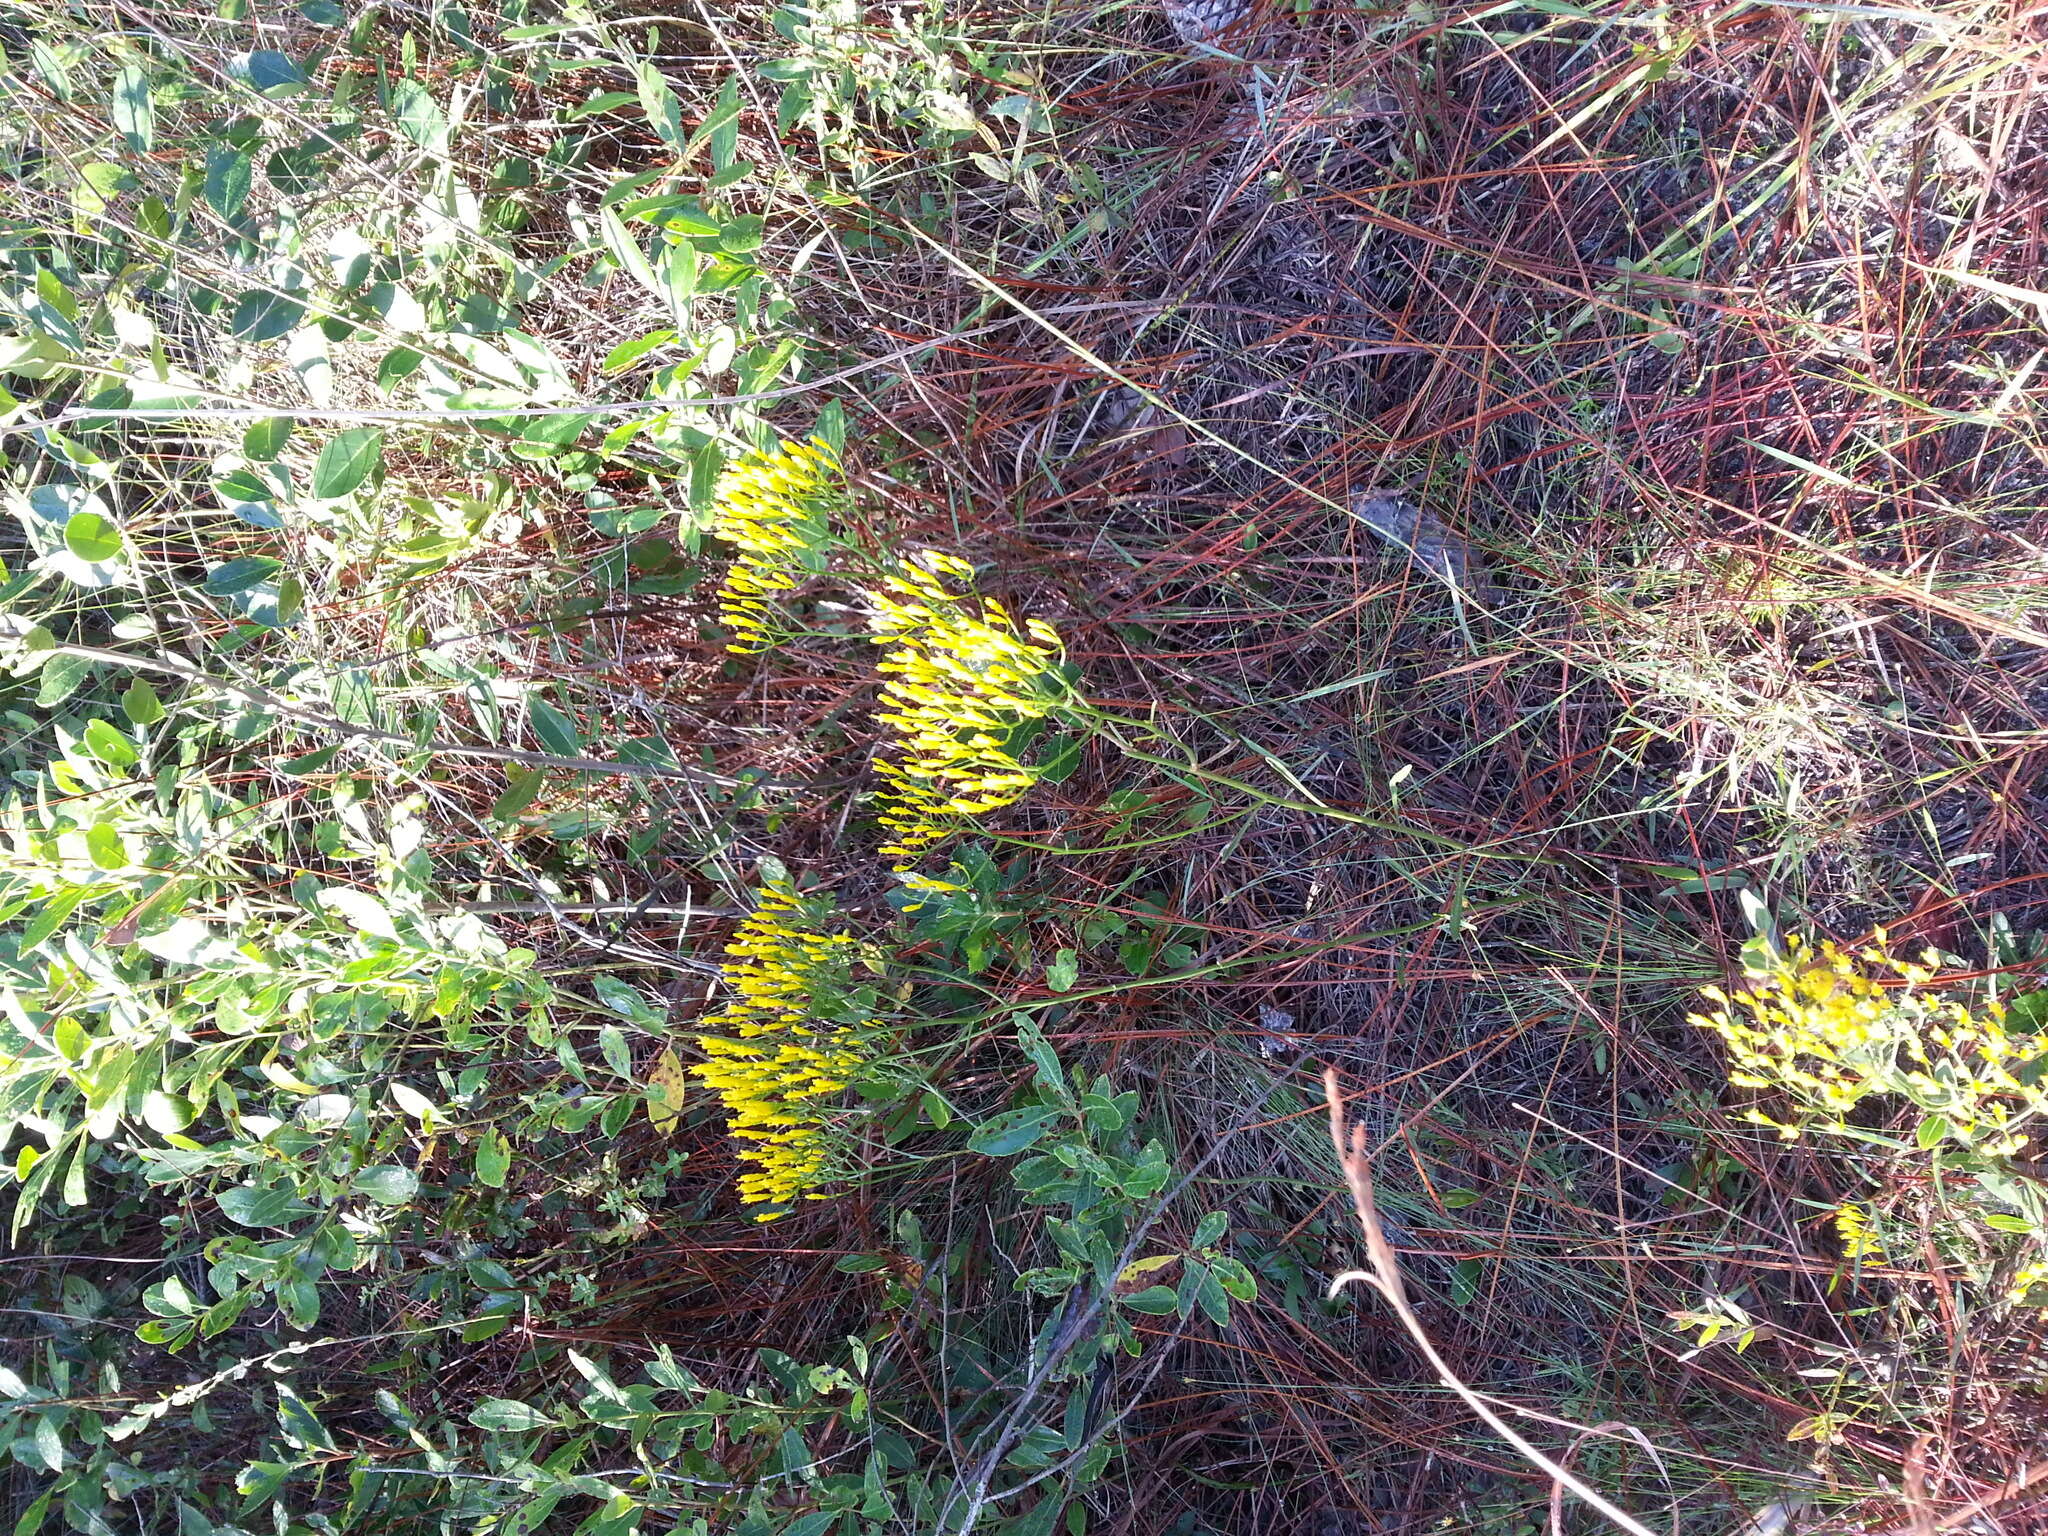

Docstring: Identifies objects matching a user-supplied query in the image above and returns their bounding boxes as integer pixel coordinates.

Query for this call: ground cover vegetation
[1,0,2046,1530]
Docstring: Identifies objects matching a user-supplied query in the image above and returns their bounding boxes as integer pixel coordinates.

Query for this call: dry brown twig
[1322,1067,1665,1536]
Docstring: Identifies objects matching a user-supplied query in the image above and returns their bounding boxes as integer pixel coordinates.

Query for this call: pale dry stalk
[1322,1067,1664,1536]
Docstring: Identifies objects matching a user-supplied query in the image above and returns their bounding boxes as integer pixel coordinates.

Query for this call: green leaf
[352,1165,419,1205]
[281,1277,321,1328]
[598,1024,632,1078]
[718,214,765,254]
[527,697,582,755]
[20,888,87,952]
[331,667,377,726]
[31,1413,64,1470]
[520,412,596,449]
[231,289,306,341]
[11,1487,52,1536]
[217,1184,315,1229]
[507,1489,573,1536]
[490,768,547,821]
[1117,1285,1178,1314]
[54,1016,88,1061]
[566,90,638,122]
[468,1397,557,1432]
[633,61,684,148]
[0,333,75,378]
[312,428,383,498]
[392,532,464,562]
[26,41,71,100]
[1191,1210,1228,1249]
[1442,1188,1482,1209]
[82,717,139,768]
[376,346,422,391]
[599,205,663,302]
[1045,948,1079,992]
[593,974,661,1023]
[615,736,680,769]
[242,416,293,461]
[206,556,284,594]
[706,74,742,169]
[391,78,449,152]
[601,329,676,372]
[1210,1255,1257,1302]
[85,822,128,871]
[140,1090,194,1133]
[275,1385,335,1450]
[318,887,397,939]
[204,145,255,219]
[1014,1015,1066,1099]
[1448,1257,1482,1307]
[112,65,154,152]
[35,654,92,709]
[63,510,123,562]
[235,1462,291,1500]
[474,1129,511,1188]
[677,74,741,168]
[1916,1115,1950,1150]
[143,1275,198,1316]
[238,49,309,96]
[279,744,340,775]
[77,163,141,213]
[121,678,164,725]
[968,1105,1064,1157]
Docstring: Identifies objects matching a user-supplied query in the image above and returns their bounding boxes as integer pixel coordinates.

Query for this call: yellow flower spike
[692,886,876,1217]
[709,436,846,655]
[1834,1203,1883,1260]
[861,561,1077,870]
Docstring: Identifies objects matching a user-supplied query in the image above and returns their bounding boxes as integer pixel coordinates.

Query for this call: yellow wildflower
[1690,933,2048,1152]
[2010,1260,2048,1303]
[1833,1202,1882,1260]
[866,556,1075,867]
[692,887,874,1216]
[709,436,843,653]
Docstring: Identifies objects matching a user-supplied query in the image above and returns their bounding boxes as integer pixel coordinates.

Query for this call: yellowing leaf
[1115,1253,1181,1293]
[475,1128,511,1189]
[390,1082,438,1123]
[645,1048,688,1134]
[260,1060,318,1094]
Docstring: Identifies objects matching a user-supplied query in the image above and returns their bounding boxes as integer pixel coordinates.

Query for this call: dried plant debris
[1162,0,1256,49]
[1349,493,1500,608]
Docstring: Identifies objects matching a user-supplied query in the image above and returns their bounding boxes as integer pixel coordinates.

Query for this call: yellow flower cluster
[692,433,1083,1212]
[708,436,841,653]
[1690,933,2048,1153]
[1833,1202,1882,1260]
[692,888,873,1216]
[867,554,1073,868]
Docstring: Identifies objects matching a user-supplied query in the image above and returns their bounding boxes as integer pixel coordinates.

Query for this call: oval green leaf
[63,510,123,562]
[312,428,383,499]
